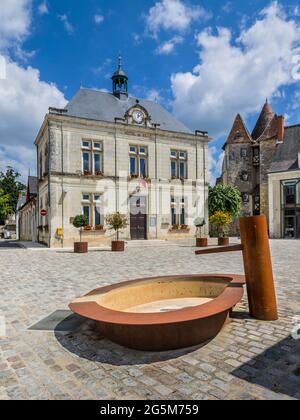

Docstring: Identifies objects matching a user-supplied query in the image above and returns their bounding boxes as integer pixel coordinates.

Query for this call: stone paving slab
[0,240,299,400]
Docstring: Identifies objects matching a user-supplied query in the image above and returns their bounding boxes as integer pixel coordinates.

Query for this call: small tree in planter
[73,215,89,253]
[106,212,128,252]
[209,185,242,237]
[194,217,208,247]
[209,211,232,246]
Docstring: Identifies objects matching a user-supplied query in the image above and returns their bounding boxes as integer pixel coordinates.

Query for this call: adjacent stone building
[34,59,210,248]
[18,176,38,242]
[220,100,300,239]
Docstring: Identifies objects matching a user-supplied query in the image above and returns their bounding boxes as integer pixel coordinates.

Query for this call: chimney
[18,191,23,200]
[277,115,285,143]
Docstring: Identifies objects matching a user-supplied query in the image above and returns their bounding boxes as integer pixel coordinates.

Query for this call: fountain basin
[69,274,245,351]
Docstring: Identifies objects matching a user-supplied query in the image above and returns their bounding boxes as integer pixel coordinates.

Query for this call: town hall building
[34,58,210,248]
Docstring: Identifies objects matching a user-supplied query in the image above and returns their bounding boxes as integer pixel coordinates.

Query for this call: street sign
[40,209,47,217]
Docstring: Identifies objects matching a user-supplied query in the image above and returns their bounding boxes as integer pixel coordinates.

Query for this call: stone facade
[219,101,299,237]
[35,94,209,248]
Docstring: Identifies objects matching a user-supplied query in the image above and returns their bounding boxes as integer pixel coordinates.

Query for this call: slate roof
[65,88,192,134]
[252,101,275,141]
[269,125,300,173]
[28,176,38,196]
[16,196,26,211]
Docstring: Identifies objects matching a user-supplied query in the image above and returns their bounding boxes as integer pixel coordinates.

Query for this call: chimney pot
[277,115,285,143]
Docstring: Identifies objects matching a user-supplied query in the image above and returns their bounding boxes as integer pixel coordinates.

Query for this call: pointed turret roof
[223,113,252,150]
[252,99,275,141]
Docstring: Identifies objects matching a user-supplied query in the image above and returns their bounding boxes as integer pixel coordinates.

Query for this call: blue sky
[0,0,300,183]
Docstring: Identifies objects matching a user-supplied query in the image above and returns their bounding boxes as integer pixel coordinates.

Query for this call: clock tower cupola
[112,55,128,100]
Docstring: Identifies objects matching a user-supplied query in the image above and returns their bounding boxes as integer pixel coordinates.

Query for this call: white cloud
[171,2,300,138]
[146,0,210,37]
[222,2,232,14]
[132,33,142,45]
[93,58,112,80]
[0,1,67,180]
[38,1,48,16]
[0,0,32,50]
[146,89,162,103]
[208,146,224,185]
[156,36,184,55]
[0,55,67,178]
[58,14,74,35]
[94,14,104,25]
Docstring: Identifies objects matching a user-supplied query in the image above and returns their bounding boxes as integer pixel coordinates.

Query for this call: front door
[130,196,147,240]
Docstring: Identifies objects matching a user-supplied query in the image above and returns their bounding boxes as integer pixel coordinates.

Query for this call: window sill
[169,227,190,233]
[128,175,151,182]
[82,172,104,178]
[170,177,187,182]
[82,229,106,235]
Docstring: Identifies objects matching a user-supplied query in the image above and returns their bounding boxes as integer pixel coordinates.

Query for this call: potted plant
[209,211,232,246]
[106,212,128,252]
[194,217,208,247]
[208,185,242,237]
[73,215,89,253]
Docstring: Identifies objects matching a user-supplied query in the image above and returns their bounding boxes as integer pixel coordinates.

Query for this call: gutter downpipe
[153,124,160,239]
[114,118,126,214]
[47,119,52,248]
[60,121,64,249]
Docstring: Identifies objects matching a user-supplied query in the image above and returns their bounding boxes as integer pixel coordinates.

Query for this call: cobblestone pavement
[0,240,299,400]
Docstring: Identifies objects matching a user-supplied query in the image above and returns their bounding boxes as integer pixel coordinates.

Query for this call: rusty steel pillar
[239,215,278,321]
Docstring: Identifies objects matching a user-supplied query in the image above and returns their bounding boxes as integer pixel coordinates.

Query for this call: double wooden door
[130,197,147,240]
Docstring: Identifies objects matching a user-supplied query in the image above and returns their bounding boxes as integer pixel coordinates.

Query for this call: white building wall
[35,116,209,248]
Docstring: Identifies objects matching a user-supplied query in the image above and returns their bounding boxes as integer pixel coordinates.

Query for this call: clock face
[133,110,144,124]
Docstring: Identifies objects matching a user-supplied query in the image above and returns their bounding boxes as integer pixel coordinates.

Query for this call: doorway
[282,180,300,239]
[130,196,147,240]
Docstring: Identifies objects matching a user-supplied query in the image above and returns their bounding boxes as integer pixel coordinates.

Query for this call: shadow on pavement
[232,336,300,400]
[54,316,210,366]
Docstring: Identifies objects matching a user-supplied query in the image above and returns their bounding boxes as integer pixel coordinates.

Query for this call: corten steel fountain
[69,215,277,351]
[195,215,278,322]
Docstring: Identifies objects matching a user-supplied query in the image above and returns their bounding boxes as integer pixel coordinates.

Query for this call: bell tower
[112,55,128,100]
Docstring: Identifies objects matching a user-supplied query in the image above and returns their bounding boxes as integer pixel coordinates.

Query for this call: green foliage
[73,215,89,229]
[73,215,89,242]
[106,212,128,240]
[0,167,26,215]
[209,185,242,218]
[0,189,13,223]
[209,211,232,237]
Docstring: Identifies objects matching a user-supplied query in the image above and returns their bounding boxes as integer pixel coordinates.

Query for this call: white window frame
[81,140,104,175]
[171,150,188,179]
[171,196,186,226]
[81,194,104,227]
[129,145,148,177]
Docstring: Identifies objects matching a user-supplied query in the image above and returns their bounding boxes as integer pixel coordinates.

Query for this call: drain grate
[28,310,86,333]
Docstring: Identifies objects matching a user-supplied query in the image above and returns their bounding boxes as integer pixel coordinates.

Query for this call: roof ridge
[285,123,300,129]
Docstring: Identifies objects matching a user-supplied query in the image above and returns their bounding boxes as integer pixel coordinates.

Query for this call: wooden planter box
[111,241,125,252]
[218,237,229,246]
[74,242,88,253]
[196,238,208,247]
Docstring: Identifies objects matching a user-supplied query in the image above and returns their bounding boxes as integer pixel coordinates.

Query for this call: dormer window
[235,131,242,140]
